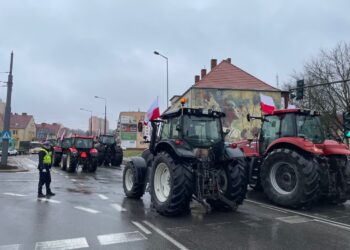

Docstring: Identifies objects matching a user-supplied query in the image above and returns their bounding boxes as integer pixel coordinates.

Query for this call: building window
[12,130,17,135]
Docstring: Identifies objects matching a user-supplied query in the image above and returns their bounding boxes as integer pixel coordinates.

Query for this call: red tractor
[58,135,99,173]
[237,108,350,208]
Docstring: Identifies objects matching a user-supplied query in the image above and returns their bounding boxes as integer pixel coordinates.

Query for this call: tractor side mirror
[247,113,251,122]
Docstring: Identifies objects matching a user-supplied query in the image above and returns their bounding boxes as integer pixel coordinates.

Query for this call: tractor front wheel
[207,158,247,211]
[150,152,193,216]
[123,160,147,199]
[261,148,319,208]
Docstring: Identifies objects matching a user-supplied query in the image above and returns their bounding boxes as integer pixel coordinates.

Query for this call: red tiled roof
[193,60,280,92]
[10,114,33,129]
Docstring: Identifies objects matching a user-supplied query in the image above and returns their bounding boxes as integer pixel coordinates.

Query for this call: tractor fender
[225,146,245,158]
[129,157,148,183]
[154,141,196,159]
[265,137,322,156]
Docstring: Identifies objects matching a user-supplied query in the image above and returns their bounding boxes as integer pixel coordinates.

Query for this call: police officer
[38,141,55,198]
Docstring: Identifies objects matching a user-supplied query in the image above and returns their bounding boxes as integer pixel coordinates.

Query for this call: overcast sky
[0,0,349,130]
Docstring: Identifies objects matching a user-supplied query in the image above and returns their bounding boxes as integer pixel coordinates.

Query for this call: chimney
[211,59,217,70]
[226,58,231,64]
[195,75,200,83]
[22,112,27,116]
[201,69,207,79]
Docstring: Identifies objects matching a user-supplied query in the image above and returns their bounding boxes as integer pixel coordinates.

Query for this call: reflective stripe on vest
[41,148,52,165]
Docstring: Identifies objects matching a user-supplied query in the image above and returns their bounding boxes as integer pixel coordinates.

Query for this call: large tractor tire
[123,158,147,199]
[66,153,78,173]
[60,155,67,171]
[150,152,193,216]
[207,158,247,211]
[88,158,98,172]
[112,147,123,166]
[261,148,320,208]
[52,153,61,167]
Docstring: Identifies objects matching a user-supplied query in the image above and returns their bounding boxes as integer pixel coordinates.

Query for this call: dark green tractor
[122,107,247,216]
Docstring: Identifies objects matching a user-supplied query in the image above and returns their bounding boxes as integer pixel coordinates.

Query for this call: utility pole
[1,52,14,167]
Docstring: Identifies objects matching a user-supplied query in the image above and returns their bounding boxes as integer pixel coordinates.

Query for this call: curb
[0,158,29,173]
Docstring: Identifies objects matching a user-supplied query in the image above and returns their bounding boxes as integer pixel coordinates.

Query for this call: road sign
[2,131,11,140]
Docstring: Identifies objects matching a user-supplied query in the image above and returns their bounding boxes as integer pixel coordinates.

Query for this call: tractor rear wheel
[66,154,78,173]
[60,155,67,171]
[150,152,193,216]
[261,148,319,208]
[88,158,98,172]
[112,147,123,166]
[123,160,147,199]
[207,158,247,211]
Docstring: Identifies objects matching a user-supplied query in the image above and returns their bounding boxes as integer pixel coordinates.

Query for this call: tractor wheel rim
[154,163,171,202]
[270,162,298,195]
[125,168,134,191]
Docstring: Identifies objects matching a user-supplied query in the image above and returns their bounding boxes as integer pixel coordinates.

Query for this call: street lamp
[94,96,107,134]
[154,50,169,108]
[80,108,92,136]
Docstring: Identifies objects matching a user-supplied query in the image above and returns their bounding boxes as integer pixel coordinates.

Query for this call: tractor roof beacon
[122,107,248,216]
[238,108,350,208]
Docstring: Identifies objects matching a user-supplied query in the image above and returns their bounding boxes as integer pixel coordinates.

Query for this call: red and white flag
[260,94,275,114]
[144,97,160,124]
[60,129,66,140]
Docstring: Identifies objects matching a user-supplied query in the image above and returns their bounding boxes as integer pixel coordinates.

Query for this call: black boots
[38,193,45,198]
[46,188,55,196]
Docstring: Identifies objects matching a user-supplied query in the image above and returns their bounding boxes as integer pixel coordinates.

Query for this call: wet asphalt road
[1,155,350,250]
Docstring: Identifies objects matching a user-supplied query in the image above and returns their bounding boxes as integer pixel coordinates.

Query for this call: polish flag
[144,97,160,124]
[60,129,66,140]
[260,94,275,114]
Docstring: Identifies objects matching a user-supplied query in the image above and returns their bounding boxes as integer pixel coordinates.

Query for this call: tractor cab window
[160,121,171,140]
[260,115,281,152]
[183,115,222,147]
[61,139,71,148]
[281,114,296,137]
[296,115,325,144]
[100,136,115,144]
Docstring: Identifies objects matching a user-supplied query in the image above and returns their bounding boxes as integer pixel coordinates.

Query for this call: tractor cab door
[259,115,281,154]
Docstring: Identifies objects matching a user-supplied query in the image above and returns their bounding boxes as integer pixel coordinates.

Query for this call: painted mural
[171,88,281,141]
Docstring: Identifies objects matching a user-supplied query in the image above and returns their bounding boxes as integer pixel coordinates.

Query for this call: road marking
[37,198,61,204]
[64,176,69,179]
[71,179,77,182]
[35,237,88,250]
[74,206,100,214]
[258,204,288,214]
[0,244,20,250]
[111,203,127,212]
[313,219,350,231]
[277,215,313,224]
[98,194,109,200]
[3,192,27,197]
[132,221,152,235]
[246,199,350,231]
[97,231,146,246]
[143,220,189,250]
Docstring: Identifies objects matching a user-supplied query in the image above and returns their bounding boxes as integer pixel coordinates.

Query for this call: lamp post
[80,108,92,136]
[94,96,107,134]
[154,51,169,108]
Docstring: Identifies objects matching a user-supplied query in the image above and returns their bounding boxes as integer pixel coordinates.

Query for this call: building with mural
[169,58,286,141]
[116,111,148,149]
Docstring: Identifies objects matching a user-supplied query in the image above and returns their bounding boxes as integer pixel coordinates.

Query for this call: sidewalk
[0,157,28,172]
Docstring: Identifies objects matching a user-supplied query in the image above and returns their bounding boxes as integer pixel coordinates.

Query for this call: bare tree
[287,42,350,141]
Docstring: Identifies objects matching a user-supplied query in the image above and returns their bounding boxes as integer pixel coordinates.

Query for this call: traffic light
[343,112,350,138]
[296,80,304,100]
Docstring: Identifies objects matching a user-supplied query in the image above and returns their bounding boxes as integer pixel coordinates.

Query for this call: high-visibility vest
[41,148,52,165]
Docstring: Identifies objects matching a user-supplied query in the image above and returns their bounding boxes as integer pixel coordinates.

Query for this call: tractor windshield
[296,115,325,144]
[100,136,115,144]
[183,116,222,147]
[74,138,94,149]
[61,139,72,148]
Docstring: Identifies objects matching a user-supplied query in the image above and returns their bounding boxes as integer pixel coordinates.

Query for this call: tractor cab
[98,134,116,145]
[259,109,325,154]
